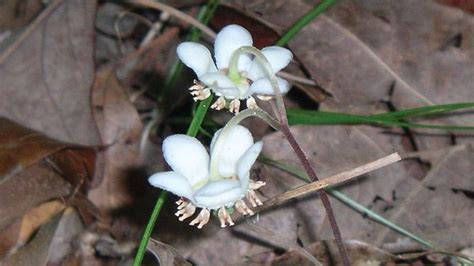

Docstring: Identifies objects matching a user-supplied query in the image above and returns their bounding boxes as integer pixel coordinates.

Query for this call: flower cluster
[177,24,293,114]
[149,125,265,228]
[148,24,293,229]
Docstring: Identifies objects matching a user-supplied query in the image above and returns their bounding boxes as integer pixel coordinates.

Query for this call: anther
[189,208,210,229]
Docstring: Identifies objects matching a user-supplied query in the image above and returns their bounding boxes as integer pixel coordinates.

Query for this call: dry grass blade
[0,0,63,64]
[253,152,401,214]
[129,0,216,38]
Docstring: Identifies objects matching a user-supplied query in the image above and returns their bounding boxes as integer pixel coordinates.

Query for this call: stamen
[176,200,188,210]
[229,99,241,114]
[246,97,259,109]
[246,190,263,207]
[188,80,205,91]
[190,88,211,101]
[189,208,210,229]
[249,179,266,190]
[235,200,254,215]
[175,202,196,221]
[211,96,226,110]
[217,207,234,227]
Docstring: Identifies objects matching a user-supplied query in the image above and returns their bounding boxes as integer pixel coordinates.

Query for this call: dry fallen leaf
[230,0,474,151]
[88,65,144,211]
[377,144,474,250]
[0,0,100,146]
[0,200,65,259]
[244,239,395,266]
[147,239,191,266]
[2,208,83,265]
[0,117,96,259]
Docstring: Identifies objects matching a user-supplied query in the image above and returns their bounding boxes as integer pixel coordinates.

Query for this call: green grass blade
[371,102,474,119]
[275,0,337,46]
[287,103,474,130]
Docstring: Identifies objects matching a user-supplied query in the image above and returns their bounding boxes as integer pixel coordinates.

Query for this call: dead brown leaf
[230,0,474,151]
[0,117,96,260]
[0,0,100,146]
[377,144,474,250]
[88,65,144,212]
[0,0,43,34]
[243,239,395,266]
[147,239,191,266]
[0,200,65,259]
[2,207,83,265]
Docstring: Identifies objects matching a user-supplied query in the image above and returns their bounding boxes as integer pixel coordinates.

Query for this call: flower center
[227,70,250,98]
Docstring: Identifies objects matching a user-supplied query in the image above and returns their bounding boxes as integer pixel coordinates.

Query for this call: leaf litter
[0,0,473,265]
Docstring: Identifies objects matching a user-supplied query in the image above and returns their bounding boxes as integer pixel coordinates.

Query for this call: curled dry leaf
[0,200,65,259]
[147,239,191,266]
[2,207,84,265]
[0,118,96,258]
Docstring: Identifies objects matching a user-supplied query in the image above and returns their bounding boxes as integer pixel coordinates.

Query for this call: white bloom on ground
[148,125,265,228]
[177,24,293,113]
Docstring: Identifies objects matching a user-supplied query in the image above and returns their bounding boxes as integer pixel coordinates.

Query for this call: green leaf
[287,103,474,130]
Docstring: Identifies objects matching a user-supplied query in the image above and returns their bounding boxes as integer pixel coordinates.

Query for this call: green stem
[133,191,167,266]
[228,46,287,122]
[133,1,219,264]
[275,0,337,47]
[187,96,214,136]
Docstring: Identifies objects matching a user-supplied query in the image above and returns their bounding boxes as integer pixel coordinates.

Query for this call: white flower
[148,125,265,228]
[177,24,293,113]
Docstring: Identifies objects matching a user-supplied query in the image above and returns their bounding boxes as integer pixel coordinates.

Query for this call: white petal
[247,46,293,81]
[177,42,217,77]
[148,171,194,200]
[194,180,244,209]
[210,125,254,178]
[162,135,209,188]
[236,141,263,190]
[200,73,240,98]
[214,24,253,71]
[248,77,290,96]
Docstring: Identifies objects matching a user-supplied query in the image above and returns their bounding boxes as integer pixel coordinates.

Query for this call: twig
[277,71,317,86]
[254,153,401,212]
[140,12,170,47]
[128,0,216,39]
[0,0,63,65]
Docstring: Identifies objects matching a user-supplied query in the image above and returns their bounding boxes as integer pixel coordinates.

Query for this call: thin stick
[129,0,216,39]
[277,71,317,86]
[0,0,64,64]
[255,153,401,212]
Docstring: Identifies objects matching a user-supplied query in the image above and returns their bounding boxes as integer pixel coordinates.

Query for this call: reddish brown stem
[279,125,350,266]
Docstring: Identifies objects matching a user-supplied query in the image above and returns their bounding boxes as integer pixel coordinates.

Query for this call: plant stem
[133,1,218,264]
[230,46,350,265]
[279,126,350,266]
[133,191,167,266]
